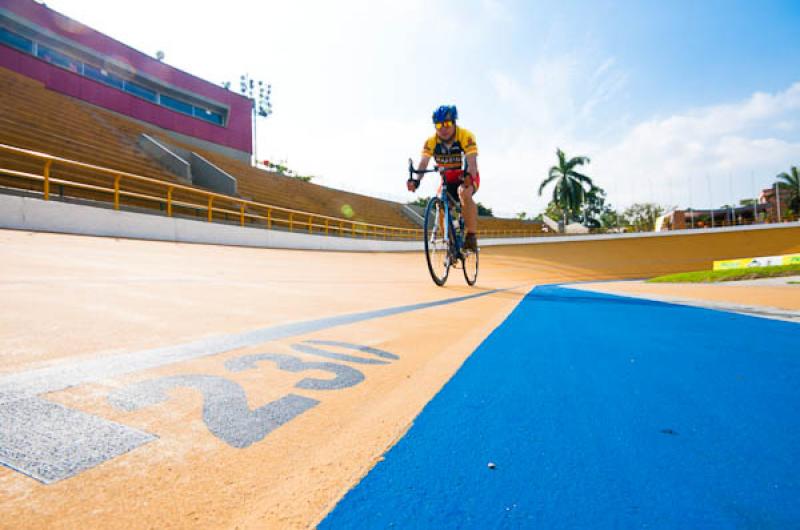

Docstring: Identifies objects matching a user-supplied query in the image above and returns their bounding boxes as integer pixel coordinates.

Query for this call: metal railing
[0,143,426,240]
[0,143,545,240]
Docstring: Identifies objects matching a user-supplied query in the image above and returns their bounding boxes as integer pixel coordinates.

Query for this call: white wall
[2,194,798,251]
[0,194,423,251]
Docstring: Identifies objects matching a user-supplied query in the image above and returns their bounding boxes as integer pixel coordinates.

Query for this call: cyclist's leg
[445,181,461,208]
[458,175,479,235]
[445,182,461,231]
[434,183,445,238]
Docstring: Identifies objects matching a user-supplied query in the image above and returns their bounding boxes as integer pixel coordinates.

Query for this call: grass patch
[647,263,800,283]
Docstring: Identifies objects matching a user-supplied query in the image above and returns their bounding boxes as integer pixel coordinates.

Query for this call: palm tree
[776,166,800,216]
[539,148,593,226]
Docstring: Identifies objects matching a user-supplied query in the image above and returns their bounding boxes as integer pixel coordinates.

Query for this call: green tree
[407,197,433,208]
[581,184,610,228]
[776,166,800,215]
[542,200,566,223]
[476,202,494,217]
[624,203,665,232]
[599,209,627,231]
[515,211,528,220]
[538,148,593,225]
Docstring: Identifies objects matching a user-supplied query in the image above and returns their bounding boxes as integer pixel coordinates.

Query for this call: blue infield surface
[321,285,800,529]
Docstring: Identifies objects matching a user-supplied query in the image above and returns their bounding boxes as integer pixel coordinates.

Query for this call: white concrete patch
[0,194,423,251]
[3,193,799,251]
[2,194,25,225]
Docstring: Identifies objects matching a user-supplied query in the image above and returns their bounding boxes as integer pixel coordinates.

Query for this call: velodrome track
[1,225,799,528]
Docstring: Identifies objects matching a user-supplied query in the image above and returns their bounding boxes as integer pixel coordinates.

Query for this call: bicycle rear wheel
[423,197,450,286]
[462,247,478,285]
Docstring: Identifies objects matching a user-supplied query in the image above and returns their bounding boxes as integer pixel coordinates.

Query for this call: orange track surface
[1,225,798,528]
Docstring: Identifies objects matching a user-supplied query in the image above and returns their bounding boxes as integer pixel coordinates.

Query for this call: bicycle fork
[442,201,462,265]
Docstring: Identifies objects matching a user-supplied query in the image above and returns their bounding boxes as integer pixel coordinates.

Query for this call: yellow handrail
[0,143,425,240]
[0,142,545,241]
[113,174,121,210]
[43,159,52,200]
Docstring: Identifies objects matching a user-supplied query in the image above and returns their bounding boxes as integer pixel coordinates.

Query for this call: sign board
[713,253,800,271]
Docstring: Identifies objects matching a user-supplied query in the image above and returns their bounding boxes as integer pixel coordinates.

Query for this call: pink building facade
[0,0,253,158]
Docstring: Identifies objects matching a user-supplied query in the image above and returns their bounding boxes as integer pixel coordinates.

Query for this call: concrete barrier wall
[2,193,799,259]
[482,223,800,281]
[0,194,422,251]
[480,220,800,246]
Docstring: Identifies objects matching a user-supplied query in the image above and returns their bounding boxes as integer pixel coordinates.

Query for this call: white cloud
[594,82,800,211]
[481,54,629,216]
[482,64,800,217]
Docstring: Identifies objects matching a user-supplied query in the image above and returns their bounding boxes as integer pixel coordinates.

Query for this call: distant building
[655,183,798,231]
[758,186,794,222]
[655,203,769,231]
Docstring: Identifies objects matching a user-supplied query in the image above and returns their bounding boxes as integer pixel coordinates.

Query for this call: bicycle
[408,159,479,287]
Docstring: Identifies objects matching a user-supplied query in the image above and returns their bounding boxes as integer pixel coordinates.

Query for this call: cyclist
[407,105,480,251]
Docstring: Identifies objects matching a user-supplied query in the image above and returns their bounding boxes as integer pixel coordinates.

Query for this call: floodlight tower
[239,74,273,166]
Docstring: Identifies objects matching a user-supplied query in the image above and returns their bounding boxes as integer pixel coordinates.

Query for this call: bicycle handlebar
[407,158,442,177]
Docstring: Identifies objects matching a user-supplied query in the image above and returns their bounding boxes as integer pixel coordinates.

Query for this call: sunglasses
[435,120,454,129]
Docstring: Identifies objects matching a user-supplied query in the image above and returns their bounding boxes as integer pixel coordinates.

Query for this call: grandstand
[93,105,417,228]
[0,67,183,195]
[0,0,541,241]
[0,64,420,230]
[0,62,538,237]
[0,0,419,235]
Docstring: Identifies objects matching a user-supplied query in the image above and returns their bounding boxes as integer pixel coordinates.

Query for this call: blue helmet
[432,105,458,124]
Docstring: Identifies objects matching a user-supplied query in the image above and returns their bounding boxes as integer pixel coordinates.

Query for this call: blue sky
[580,1,800,113]
[41,0,800,217]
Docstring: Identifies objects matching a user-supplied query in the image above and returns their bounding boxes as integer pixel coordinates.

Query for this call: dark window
[193,106,224,125]
[0,27,33,53]
[83,63,123,89]
[124,81,157,102]
[160,94,193,115]
[37,44,81,73]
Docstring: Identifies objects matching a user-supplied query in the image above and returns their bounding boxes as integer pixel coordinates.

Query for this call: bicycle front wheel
[423,197,450,286]
[462,247,479,286]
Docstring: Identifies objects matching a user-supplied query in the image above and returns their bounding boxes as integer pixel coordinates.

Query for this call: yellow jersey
[421,127,478,170]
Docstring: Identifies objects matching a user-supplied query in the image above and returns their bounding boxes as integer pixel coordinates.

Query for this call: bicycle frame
[408,159,464,258]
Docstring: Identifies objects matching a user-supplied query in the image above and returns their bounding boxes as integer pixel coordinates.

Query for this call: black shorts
[443,178,478,205]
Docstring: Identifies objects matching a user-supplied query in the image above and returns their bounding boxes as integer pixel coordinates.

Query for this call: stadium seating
[1,65,549,236]
[0,67,192,211]
[0,66,416,231]
[97,109,416,229]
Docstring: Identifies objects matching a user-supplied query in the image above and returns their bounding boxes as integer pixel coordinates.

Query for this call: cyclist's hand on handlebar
[407,178,420,192]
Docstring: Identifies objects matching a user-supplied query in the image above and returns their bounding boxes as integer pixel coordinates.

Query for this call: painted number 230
[107,340,399,448]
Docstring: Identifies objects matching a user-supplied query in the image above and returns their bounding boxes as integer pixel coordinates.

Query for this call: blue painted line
[0,286,514,400]
[321,285,800,529]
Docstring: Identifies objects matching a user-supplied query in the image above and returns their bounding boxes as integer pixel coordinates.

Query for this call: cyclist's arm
[417,156,431,179]
[408,156,431,192]
[417,155,431,183]
[418,136,435,181]
[466,153,478,185]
